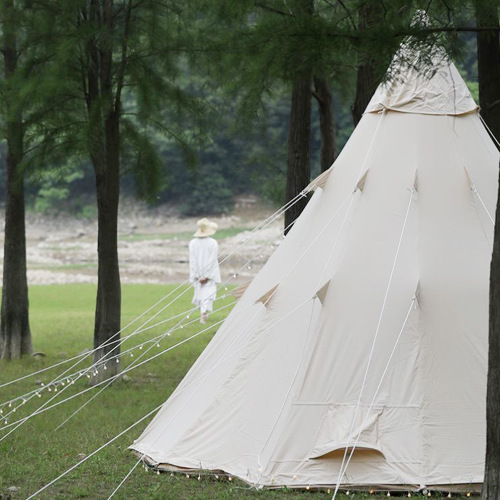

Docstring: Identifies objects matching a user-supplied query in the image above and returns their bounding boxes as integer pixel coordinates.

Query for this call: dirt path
[0,196,283,286]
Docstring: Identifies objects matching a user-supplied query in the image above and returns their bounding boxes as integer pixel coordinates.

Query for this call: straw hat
[194,217,218,238]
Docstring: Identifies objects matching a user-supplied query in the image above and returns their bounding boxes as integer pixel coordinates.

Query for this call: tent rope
[24,403,165,500]
[471,186,495,225]
[332,186,416,499]
[256,298,318,483]
[108,112,388,496]
[1,186,302,392]
[479,113,500,150]
[109,297,315,499]
[331,295,417,500]
[449,117,496,227]
[107,459,142,499]
[0,209,292,418]
[0,299,239,436]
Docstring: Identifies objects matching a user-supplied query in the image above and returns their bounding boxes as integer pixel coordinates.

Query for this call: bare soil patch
[0,196,283,285]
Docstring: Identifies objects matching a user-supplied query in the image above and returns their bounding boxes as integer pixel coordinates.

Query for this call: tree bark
[284,0,314,234]
[0,0,32,360]
[86,0,121,383]
[313,76,337,172]
[285,72,313,234]
[478,5,500,499]
[351,3,383,127]
[477,3,500,142]
[92,110,121,383]
[484,160,500,500]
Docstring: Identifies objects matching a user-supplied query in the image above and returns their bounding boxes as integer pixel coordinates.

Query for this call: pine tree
[313,76,337,172]
[351,2,384,127]
[205,0,358,230]
[0,0,32,359]
[28,0,204,380]
[476,2,500,498]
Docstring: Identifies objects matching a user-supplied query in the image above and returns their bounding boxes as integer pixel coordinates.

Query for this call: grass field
[118,227,248,243]
[0,284,356,500]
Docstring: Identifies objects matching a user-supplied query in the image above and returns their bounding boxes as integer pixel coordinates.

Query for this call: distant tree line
[0,82,355,215]
[0,35,480,218]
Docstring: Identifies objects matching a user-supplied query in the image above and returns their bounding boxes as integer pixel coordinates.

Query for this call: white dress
[189,237,221,313]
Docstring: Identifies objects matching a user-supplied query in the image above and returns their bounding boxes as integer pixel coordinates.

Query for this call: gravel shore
[0,196,283,286]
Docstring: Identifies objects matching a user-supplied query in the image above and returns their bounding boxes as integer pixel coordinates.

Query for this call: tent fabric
[130,56,498,491]
[365,44,478,116]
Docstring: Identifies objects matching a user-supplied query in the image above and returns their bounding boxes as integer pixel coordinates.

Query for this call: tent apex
[365,42,477,116]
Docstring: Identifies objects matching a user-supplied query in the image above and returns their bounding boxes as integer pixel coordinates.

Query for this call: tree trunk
[0,0,32,360]
[351,3,383,127]
[92,110,121,383]
[484,160,500,500]
[477,3,500,142]
[285,72,313,234]
[478,5,500,499]
[283,0,314,234]
[313,76,337,172]
[0,131,32,360]
[87,0,121,383]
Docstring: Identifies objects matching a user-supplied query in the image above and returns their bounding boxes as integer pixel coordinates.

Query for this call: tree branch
[255,1,291,17]
[334,0,356,31]
[115,0,133,110]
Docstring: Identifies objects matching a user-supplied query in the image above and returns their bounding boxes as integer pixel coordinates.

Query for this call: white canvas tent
[130,45,499,492]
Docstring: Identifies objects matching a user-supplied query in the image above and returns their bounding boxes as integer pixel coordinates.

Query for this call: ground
[0,195,283,286]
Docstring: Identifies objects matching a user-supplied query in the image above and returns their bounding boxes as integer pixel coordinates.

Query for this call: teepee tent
[130,44,499,492]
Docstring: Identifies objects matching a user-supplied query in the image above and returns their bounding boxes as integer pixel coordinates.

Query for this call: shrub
[179,168,234,216]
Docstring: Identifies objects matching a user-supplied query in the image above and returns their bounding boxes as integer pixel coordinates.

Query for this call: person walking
[189,218,221,323]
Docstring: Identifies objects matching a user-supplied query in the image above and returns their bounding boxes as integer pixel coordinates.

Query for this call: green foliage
[179,164,234,216]
[0,0,488,214]
[121,118,165,203]
[31,168,85,213]
[14,0,215,205]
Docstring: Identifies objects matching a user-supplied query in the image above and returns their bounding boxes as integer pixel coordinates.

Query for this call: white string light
[6,125,376,496]
[1,188,300,395]
[54,300,237,430]
[1,299,239,434]
[97,109,390,498]
[108,296,314,498]
[0,275,244,420]
[2,292,224,420]
[1,205,290,421]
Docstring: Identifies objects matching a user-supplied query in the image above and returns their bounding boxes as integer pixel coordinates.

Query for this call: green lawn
[0,284,344,499]
[118,227,249,242]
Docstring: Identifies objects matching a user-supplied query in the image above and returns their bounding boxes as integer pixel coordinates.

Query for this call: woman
[189,218,221,323]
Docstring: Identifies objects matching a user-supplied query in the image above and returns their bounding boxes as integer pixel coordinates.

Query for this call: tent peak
[365,40,477,116]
